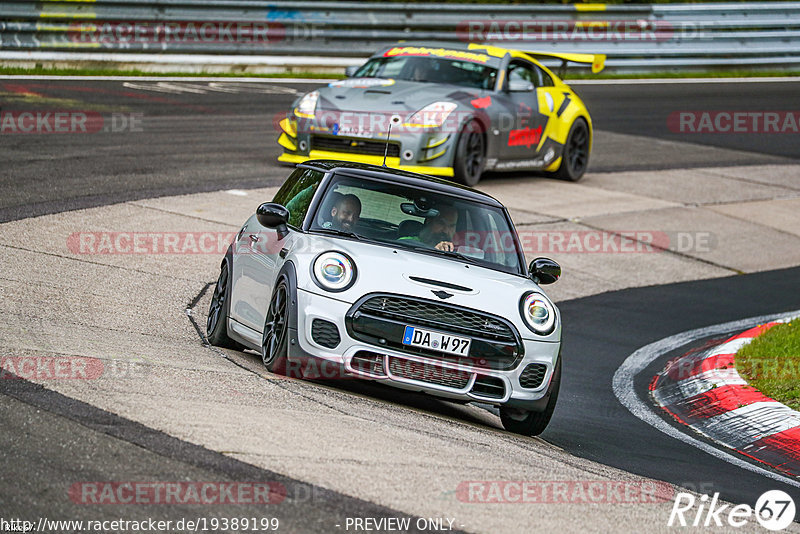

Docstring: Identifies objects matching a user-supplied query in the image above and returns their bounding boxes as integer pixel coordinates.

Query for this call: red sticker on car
[508,126,542,147]
[470,95,492,109]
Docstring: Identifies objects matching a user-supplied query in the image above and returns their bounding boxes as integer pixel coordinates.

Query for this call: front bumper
[294,288,561,409]
[277,117,456,178]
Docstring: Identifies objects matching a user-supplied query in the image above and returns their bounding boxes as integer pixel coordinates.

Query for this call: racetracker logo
[68,232,239,255]
[668,490,795,530]
[667,111,800,134]
[67,21,285,44]
[69,482,286,505]
[0,356,104,380]
[67,230,717,255]
[273,109,551,136]
[462,230,716,254]
[0,111,142,134]
[457,480,674,503]
[456,19,681,42]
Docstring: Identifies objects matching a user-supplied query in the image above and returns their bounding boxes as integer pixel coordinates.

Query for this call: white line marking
[705,336,752,357]
[612,309,800,488]
[122,81,190,94]
[652,370,748,406]
[695,402,800,450]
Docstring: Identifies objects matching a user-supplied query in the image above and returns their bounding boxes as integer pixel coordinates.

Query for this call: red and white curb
[650,320,800,477]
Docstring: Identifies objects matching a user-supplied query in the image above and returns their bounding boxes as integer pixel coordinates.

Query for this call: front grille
[347,294,523,371]
[388,357,471,390]
[470,375,506,399]
[358,296,515,343]
[350,351,386,377]
[519,363,548,389]
[311,319,340,348]
[311,135,400,157]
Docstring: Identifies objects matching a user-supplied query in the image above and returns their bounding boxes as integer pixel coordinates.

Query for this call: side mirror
[257,203,289,229]
[508,80,535,92]
[344,66,359,77]
[528,257,560,285]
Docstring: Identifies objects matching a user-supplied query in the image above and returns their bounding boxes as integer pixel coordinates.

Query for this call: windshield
[354,55,498,90]
[309,175,524,275]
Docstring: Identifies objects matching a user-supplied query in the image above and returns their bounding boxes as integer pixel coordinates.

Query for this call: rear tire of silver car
[553,118,589,182]
[453,120,485,187]
[261,276,290,375]
[500,358,561,436]
[206,258,243,350]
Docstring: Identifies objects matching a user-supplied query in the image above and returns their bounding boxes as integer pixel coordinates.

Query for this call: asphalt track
[0,79,798,222]
[2,79,800,529]
[552,266,800,506]
[0,377,443,534]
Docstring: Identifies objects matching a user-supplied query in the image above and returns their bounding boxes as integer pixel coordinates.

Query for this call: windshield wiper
[405,244,483,266]
[312,228,363,241]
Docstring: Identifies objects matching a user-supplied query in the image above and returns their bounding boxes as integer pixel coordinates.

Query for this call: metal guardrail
[2,1,800,72]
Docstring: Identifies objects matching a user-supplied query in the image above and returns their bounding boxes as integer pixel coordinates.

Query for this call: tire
[261,276,291,375]
[206,260,242,349]
[553,119,589,182]
[500,357,561,436]
[453,120,485,187]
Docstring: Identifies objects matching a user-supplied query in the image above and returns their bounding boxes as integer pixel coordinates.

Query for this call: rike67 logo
[669,490,796,531]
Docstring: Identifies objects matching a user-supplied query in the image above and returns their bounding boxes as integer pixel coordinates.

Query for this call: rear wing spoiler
[522,51,606,77]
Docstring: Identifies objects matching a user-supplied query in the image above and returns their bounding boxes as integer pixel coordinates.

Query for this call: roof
[372,41,513,58]
[298,160,504,207]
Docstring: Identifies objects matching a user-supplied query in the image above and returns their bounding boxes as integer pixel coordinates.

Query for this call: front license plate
[333,123,373,138]
[402,326,471,356]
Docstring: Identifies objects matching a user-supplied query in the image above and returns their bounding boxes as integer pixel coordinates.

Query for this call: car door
[230,168,322,332]
[530,63,573,144]
[494,60,551,162]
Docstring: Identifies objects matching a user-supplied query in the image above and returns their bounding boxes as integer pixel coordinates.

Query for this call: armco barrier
[2,1,800,72]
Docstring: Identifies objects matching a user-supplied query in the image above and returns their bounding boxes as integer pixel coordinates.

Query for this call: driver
[410,60,434,82]
[404,205,458,251]
[322,194,362,232]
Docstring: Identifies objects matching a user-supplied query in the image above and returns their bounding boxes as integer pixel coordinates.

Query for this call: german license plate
[402,326,471,356]
[333,123,373,138]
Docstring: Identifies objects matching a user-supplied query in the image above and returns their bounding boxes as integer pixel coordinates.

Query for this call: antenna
[383,114,402,167]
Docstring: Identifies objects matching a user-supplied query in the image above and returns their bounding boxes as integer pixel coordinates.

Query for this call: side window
[507,62,537,90]
[272,168,324,228]
[509,61,554,88]
[534,65,554,87]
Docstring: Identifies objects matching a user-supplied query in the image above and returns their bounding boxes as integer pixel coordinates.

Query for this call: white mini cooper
[207,161,562,435]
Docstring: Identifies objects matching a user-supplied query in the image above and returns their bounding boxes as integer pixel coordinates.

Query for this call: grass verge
[736,320,800,411]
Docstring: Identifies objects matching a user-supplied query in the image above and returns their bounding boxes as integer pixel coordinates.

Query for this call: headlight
[294,91,319,119]
[405,101,458,128]
[312,251,356,292]
[520,292,556,335]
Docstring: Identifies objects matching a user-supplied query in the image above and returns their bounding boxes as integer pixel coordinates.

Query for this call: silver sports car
[207,160,563,435]
[278,43,602,185]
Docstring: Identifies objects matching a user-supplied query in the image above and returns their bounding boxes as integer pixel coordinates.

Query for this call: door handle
[248,234,260,242]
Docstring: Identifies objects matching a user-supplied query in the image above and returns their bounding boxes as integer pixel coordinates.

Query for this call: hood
[290,235,560,342]
[315,78,483,116]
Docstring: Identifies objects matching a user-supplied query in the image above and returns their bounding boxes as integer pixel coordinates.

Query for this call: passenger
[322,193,362,232]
